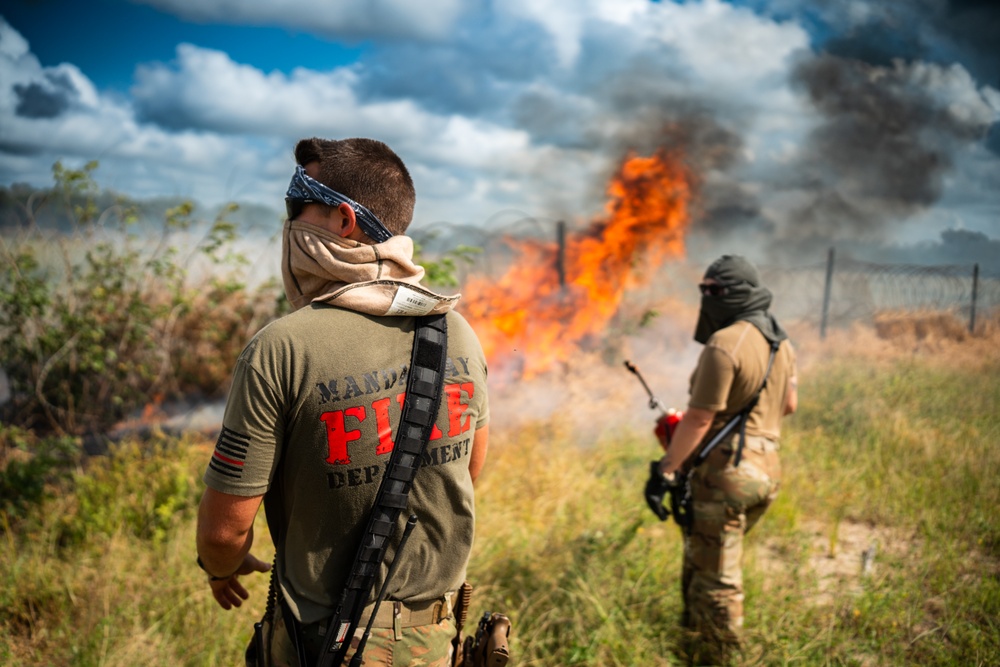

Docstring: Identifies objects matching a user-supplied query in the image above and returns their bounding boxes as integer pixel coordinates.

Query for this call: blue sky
[1,0,998,263]
[3,0,367,92]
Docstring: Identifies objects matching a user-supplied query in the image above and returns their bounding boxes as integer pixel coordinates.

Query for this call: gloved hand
[644,460,671,521]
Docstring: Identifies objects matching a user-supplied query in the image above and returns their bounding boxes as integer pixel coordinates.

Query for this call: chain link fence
[412,220,999,335]
[762,251,999,336]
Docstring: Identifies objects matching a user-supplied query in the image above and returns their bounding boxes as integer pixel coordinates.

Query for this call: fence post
[820,247,835,339]
[970,263,979,334]
[556,220,566,290]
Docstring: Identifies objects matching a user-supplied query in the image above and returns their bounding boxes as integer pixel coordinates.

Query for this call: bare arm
[468,425,489,485]
[658,407,716,476]
[196,488,270,609]
[784,375,798,415]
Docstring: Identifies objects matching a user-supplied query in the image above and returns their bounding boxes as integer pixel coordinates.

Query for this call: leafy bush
[57,438,200,547]
[0,424,76,525]
[0,161,283,435]
[415,243,482,287]
[1,426,198,547]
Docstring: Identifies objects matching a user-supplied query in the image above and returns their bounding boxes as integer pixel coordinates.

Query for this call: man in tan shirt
[196,138,489,666]
[647,254,797,662]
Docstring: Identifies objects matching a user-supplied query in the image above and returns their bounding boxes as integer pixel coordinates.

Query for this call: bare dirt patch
[755,519,919,607]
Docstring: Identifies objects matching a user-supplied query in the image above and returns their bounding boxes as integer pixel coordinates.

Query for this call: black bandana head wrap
[285,165,394,244]
[694,254,788,345]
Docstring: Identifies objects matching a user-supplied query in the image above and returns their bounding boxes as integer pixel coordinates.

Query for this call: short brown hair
[294,137,415,236]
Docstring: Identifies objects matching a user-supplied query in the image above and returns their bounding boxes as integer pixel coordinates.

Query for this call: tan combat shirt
[203,305,489,624]
[688,320,796,442]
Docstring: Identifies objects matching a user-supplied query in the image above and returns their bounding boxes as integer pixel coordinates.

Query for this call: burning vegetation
[461,149,696,378]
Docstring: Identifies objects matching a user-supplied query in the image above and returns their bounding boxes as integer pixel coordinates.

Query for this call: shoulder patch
[210,427,251,479]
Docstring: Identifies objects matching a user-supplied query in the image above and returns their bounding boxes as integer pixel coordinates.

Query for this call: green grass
[2,350,998,666]
[467,350,1000,665]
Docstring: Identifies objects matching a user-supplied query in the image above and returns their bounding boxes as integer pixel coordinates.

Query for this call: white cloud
[501,0,649,68]
[0,19,568,222]
[0,17,29,60]
[501,0,589,68]
[0,3,823,227]
[132,44,363,135]
[128,0,466,40]
[643,0,810,97]
[2,1,998,245]
[907,61,1000,129]
[130,43,545,174]
[0,19,278,205]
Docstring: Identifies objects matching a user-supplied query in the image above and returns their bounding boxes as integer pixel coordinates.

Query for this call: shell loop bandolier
[249,314,449,667]
[316,313,448,667]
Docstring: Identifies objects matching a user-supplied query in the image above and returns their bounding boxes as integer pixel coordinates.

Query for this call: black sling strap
[690,338,781,470]
[316,313,449,667]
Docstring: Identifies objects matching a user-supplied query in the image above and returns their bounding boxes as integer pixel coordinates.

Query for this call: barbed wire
[762,260,998,330]
[413,217,998,330]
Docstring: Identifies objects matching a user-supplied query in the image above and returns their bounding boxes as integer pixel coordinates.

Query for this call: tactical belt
[316,313,449,667]
[357,595,453,629]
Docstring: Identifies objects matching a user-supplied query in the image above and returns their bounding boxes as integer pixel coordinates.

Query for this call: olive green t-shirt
[203,305,489,624]
[688,320,796,441]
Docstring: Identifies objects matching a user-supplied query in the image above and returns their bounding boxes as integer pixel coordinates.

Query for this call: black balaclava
[694,254,788,345]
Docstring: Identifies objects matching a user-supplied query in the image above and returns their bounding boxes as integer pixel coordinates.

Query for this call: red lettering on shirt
[372,397,394,455]
[445,382,474,436]
[323,384,469,464]
[320,406,367,465]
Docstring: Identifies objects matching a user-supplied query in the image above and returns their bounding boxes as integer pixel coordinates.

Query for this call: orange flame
[140,393,166,423]
[462,149,695,377]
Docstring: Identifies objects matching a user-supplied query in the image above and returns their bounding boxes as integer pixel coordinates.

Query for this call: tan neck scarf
[281,219,460,316]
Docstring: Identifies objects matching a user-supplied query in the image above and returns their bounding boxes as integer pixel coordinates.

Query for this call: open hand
[208,552,271,610]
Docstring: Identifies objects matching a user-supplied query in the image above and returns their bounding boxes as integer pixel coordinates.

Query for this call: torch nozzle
[624,359,668,416]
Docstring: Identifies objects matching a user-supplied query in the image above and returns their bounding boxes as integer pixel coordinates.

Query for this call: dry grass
[793,310,1000,372]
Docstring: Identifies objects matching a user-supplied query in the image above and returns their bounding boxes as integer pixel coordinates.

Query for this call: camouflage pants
[682,435,781,654]
[261,599,457,667]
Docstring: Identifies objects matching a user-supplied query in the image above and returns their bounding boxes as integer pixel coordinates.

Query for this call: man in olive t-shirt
[195,137,489,667]
[648,255,797,663]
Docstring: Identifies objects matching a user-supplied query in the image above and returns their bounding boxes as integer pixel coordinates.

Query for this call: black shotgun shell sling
[317,314,448,667]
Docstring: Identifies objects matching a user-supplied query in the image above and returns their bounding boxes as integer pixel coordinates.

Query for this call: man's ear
[337,202,357,237]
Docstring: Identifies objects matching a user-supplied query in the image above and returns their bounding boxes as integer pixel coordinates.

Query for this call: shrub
[0,161,283,435]
[56,437,200,548]
[0,424,76,526]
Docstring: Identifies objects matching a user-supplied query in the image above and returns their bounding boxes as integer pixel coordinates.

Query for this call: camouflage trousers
[681,434,781,656]
[260,597,457,667]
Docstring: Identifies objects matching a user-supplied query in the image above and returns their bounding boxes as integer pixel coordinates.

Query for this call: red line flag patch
[210,427,250,479]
